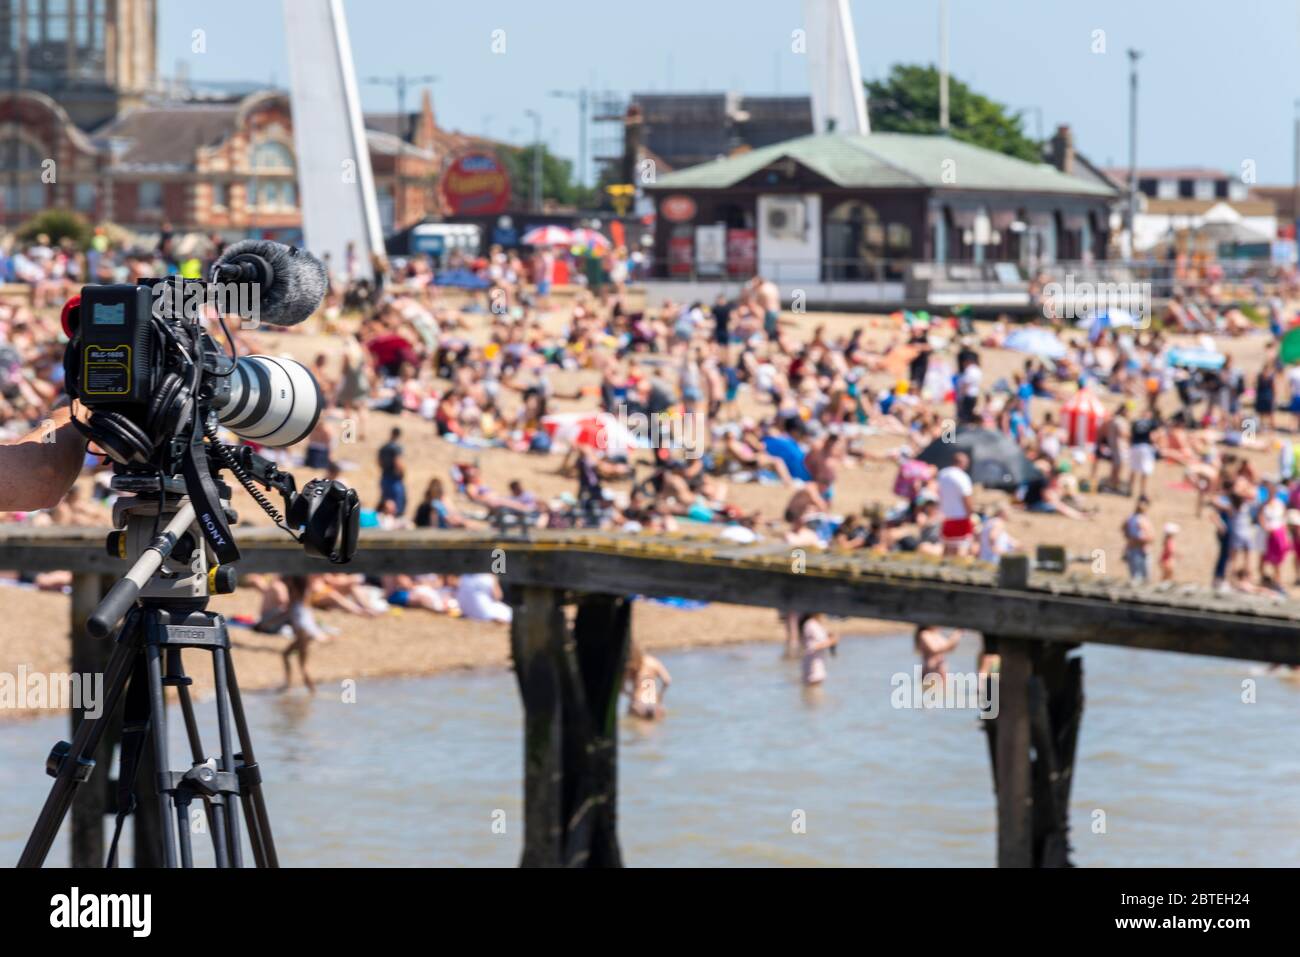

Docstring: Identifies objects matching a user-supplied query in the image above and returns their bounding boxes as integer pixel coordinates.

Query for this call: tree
[15,208,92,248]
[865,64,1040,163]
[495,145,597,210]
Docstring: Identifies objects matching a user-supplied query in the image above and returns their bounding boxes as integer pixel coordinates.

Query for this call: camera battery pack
[78,284,154,404]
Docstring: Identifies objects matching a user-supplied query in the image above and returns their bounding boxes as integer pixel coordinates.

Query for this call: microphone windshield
[215,240,328,327]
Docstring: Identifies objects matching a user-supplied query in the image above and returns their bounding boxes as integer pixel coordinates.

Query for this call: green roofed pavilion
[651,131,1116,197]
[642,129,1119,286]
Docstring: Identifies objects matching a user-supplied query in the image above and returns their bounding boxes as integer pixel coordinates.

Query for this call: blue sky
[159,0,1300,185]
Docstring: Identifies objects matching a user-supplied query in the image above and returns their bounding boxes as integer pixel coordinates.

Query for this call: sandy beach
[0,305,1283,720]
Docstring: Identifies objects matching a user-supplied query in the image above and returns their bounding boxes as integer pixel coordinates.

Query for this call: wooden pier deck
[3,525,1298,867]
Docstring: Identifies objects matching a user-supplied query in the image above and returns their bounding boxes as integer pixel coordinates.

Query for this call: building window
[250,140,294,173]
[246,179,299,211]
[1192,179,1215,201]
[48,0,70,42]
[0,131,47,212]
[138,181,162,212]
[212,182,227,208]
[0,132,43,172]
[76,0,97,47]
[25,0,41,46]
[1155,179,1177,200]
[74,181,95,212]
[376,185,394,234]
[1,183,45,213]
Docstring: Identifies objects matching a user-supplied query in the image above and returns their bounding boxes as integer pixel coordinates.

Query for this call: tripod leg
[144,641,179,868]
[171,649,207,758]
[170,650,221,858]
[18,617,141,868]
[211,646,243,868]
[70,572,112,868]
[174,795,195,868]
[225,648,278,867]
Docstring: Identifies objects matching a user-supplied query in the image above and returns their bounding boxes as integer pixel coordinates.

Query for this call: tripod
[18,481,278,868]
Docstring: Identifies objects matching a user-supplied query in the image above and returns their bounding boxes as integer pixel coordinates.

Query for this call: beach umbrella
[1281,326,1300,365]
[1061,387,1109,446]
[570,227,611,251]
[521,225,575,246]
[1167,347,1226,371]
[916,428,1039,490]
[1004,326,1067,360]
[541,411,648,454]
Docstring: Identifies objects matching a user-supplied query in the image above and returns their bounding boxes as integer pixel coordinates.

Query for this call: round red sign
[441,151,512,216]
[660,194,697,222]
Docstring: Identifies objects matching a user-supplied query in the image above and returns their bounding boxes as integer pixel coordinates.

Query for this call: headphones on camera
[61,296,196,466]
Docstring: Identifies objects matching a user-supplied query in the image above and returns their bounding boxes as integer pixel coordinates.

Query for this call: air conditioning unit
[765,198,806,239]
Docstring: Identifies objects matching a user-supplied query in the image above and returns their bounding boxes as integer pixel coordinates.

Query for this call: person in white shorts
[455,574,512,623]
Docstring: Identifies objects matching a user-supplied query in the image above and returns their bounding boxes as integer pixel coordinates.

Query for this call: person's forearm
[0,406,86,511]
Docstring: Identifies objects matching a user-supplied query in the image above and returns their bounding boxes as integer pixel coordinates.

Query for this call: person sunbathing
[381,573,453,614]
[723,425,794,484]
[309,573,384,617]
[1023,459,1090,520]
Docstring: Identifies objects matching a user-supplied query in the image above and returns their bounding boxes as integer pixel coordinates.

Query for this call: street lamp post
[1018,105,1043,145]
[525,109,543,212]
[1293,98,1299,263]
[549,89,589,190]
[939,0,950,133]
[1126,49,1142,261]
[365,72,440,137]
[366,72,439,230]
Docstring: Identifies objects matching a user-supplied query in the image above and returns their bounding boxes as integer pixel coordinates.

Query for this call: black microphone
[211,240,328,327]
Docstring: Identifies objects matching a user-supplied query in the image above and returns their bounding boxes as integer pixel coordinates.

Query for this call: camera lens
[216,355,322,448]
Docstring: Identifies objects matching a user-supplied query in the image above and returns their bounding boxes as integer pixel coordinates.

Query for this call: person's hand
[69,397,91,429]
[68,398,106,457]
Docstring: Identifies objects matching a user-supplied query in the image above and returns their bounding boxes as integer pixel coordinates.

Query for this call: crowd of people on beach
[4,222,1300,700]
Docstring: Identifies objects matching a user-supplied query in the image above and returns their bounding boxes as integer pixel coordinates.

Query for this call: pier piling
[69,573,111,868]
[987,636,1084,867]
[509,587,630,867]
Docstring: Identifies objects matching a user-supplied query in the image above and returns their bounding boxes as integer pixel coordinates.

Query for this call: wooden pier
[4,525,1299,868]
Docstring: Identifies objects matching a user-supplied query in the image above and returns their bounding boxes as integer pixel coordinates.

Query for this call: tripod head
[86,451,360,640]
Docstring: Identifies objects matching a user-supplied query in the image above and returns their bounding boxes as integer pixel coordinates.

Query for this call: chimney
[1049,125,1075,176]
[422,88,437,134]
[622,103,644,185]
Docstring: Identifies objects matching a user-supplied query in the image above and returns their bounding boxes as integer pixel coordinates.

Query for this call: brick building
[0,0,495,238]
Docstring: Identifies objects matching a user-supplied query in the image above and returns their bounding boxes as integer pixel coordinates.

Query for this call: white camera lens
[216,354,322,447]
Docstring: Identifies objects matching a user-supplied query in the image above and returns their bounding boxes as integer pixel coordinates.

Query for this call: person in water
[625,641,672,719]
[915,625,962,681]
[281,575,328,694]
[799,612,839,685]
